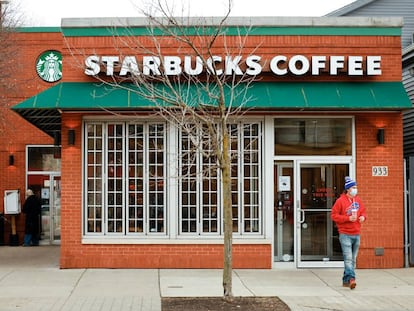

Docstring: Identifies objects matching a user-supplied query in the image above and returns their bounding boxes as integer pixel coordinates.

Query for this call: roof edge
[325,0,376,17]
[61,16,403,28]
[16,27,61,33]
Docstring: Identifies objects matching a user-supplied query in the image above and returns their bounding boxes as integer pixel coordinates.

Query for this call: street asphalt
[0,245,414,311]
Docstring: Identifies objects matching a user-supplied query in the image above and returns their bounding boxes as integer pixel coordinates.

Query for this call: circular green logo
[36,50,62,83]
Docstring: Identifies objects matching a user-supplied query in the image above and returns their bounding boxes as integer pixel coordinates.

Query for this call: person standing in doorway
[22,189,41,246]
[331,176,367,289]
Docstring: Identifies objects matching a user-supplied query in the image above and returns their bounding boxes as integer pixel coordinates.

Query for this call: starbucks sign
[36,51,62,82]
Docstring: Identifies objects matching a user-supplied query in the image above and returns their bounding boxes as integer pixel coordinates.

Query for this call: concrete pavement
[1,245,414,311]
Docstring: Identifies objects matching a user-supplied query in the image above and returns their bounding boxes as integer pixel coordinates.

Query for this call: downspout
[404,159,409,268]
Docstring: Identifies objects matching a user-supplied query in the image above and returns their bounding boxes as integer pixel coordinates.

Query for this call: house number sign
[372,166,388,176]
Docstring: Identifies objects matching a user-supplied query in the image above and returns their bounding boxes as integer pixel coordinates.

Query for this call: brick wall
[63,35,402,82]
[0,31,61,244]
[60,243,271,268]
[354,113,404,268]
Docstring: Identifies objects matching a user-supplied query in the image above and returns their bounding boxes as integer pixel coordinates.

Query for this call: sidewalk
[1,245,414,311]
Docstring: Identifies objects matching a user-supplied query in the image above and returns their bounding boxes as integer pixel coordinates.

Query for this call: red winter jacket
[331,193,367,235]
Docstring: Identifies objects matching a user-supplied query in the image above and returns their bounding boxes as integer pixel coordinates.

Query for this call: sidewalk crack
[384,269,411,285]
[157,269,162,298]
[0,270,14,283]
[234,270,255,296]
[57,268,87,311]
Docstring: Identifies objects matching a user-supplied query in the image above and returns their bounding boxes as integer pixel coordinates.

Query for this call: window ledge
[81,237,271,245]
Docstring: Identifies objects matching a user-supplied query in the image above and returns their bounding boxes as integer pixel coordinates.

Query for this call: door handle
[296,200,305,223]
[298,209,305,224]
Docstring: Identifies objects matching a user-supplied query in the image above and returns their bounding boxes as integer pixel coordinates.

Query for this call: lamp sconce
[8,154,14,166]
[53,131,61,146]
[377,128,385,145]
[68,129,75,145]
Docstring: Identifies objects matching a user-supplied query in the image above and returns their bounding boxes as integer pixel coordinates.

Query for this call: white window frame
[83,121,167,237]
[178,121,263,236]
[82,117,265,240]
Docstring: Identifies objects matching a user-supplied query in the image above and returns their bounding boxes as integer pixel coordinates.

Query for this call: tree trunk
[222,129,233,299]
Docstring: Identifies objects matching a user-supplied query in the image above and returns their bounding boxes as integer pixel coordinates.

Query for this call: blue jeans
[23,234,39,246]
[339,234,360,283]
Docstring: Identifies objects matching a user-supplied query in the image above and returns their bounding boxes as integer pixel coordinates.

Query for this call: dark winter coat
[23,195,41,236]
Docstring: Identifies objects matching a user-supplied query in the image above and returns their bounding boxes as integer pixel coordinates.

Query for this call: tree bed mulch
[162,297,291,311]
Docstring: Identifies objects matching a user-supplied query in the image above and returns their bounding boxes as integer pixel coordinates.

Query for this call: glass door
[50,175,61,243]
[274,161,294,262]
[26,145,61,244]
[296,161,348,268]
[40,175,61,244]
[27,174,61,244]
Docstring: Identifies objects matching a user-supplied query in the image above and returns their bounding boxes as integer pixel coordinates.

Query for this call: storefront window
[128,123,165,234]
[84,122,165,235]
[84,120,262,237]
[179,122,262,235]
[274,118,352,156]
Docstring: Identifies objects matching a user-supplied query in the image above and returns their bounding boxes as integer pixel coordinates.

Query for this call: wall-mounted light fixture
[377,128,385,145]
[68,129,75,145]
[53,132,61,146]
[8,154,14,166]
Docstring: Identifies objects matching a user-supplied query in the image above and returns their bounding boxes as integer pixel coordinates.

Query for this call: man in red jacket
[331,176,367,290]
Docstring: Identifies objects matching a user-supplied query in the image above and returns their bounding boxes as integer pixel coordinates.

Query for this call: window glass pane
[274,118,352,155]
[126,123,165,234]
[229,124,239,233]
[85,123,103,234]
[179,122,262,236]
[147,124,165,233]
[84,121,166,236]
[106,124,124,233]
[28,147,61,171]
[180,129,198,233]
[127,124,144,233]
[242,123,261,233]
[201,125,219,234]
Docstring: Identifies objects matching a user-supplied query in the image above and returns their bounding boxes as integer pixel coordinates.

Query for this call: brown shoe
[342,282,349,287]
[349,278,356,289]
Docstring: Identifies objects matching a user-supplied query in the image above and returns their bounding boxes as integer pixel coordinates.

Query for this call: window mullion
[144,123,148,235]
[197,127,202,235]
[103,123,108,235]
[123,123,127,235]
[238,123,244,235]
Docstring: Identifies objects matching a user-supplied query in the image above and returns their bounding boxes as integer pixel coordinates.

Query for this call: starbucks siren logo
[36,51,62,82]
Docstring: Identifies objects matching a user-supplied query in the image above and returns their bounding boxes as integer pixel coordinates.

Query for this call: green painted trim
[61,26,401,37]
[12,81,412,111]
[17,27,61,33]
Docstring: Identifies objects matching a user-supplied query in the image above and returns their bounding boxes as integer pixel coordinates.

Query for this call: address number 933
[372,166,388,176]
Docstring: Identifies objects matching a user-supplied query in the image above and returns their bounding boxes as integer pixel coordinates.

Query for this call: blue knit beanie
[344,176,357,190]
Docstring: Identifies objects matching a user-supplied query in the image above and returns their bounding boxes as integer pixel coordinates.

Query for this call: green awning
[12,81,412,138]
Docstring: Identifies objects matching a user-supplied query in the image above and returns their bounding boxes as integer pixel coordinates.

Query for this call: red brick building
[1,17,411,269]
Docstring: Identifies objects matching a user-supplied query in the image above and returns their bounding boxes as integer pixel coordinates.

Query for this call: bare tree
[0,1,23,134]
[0,0,13,130]
[81,0,259,299]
